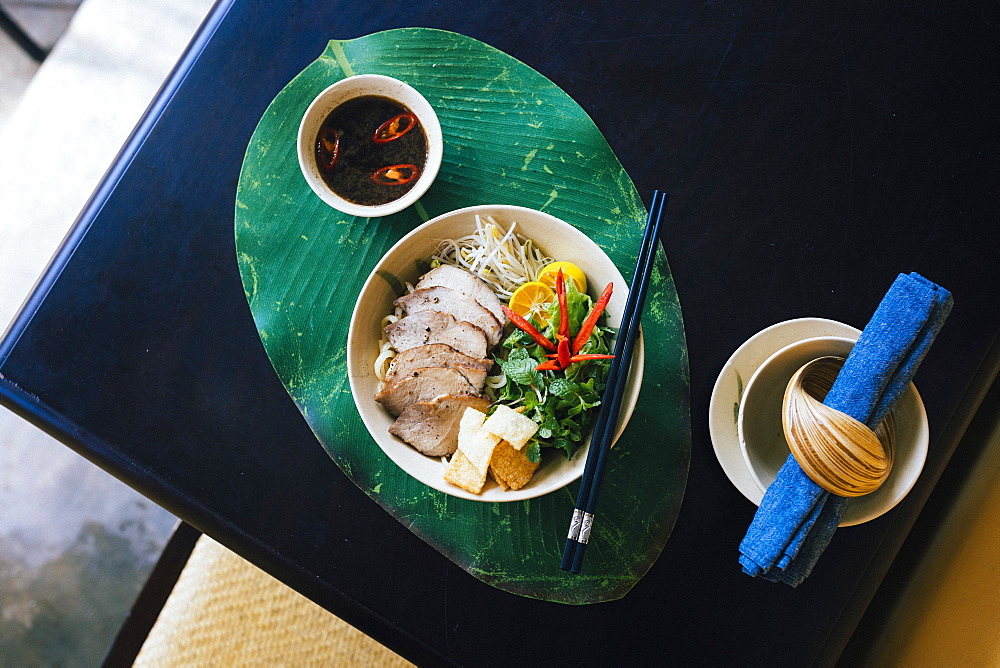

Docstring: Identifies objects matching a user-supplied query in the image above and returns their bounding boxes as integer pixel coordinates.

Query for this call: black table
[2,1,996,664]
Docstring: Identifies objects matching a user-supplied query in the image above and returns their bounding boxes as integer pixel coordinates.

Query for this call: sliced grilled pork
[374,366,479,417]
[388,363,487,395]
[395,286,503,346]
[384,311,489,359]
[384,344,492,387]
[415,265,506,324]
[389,394,491,456]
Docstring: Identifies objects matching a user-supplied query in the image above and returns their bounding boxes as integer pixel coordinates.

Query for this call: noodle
[373,286,411,389]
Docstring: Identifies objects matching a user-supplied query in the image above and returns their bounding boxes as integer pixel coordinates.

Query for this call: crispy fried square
[481,404,539,450]
[489,441,540,490]
[443,450,487,494]
[459,427,501,477]
[489,468,510,491]
[457,407,499,476]
[459,406,487,433]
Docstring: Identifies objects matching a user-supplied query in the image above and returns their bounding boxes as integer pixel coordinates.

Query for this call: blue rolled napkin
[739,272,953,586]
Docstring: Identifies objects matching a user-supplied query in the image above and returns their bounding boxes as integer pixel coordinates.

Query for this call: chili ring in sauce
[373,112,418,143]
[316,127,340,171]
[371,164,419,186]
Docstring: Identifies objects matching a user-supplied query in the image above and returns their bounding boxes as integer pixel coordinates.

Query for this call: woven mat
[134,536,412,666]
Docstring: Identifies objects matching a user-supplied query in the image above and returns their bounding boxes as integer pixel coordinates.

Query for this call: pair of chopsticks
[560,190,668,574]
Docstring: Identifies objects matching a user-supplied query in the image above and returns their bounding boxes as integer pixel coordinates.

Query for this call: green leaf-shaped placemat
[235,28,690,604]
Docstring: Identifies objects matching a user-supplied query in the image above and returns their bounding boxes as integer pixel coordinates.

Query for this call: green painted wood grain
[234,28,690,604]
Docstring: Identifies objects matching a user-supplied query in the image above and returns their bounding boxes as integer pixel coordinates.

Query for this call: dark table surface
[1,0,997,664]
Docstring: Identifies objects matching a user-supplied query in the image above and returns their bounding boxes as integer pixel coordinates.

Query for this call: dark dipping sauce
[314,95,429,207]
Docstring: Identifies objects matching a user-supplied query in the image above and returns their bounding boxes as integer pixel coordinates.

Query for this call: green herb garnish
[495,280,614,460]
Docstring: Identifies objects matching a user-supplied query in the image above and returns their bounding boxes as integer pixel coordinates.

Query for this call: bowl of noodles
[347,204,644,501]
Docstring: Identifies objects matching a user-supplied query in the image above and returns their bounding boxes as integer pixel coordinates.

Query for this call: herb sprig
[495,281,614,461]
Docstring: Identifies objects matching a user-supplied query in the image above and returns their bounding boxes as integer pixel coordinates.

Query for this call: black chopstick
[560,190,668,574]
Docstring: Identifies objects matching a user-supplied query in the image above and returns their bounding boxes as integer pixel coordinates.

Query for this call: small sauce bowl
[297,74,443,217]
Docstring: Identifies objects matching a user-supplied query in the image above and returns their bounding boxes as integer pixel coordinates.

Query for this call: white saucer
[709,318,861,506]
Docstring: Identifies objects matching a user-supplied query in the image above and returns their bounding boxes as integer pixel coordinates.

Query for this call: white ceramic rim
[297,74,443,217]
[346,204,645,501]
[724,326,929,526]
[709,318,862,507]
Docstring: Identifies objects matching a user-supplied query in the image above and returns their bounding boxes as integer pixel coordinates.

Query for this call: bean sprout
[430,215,553,301]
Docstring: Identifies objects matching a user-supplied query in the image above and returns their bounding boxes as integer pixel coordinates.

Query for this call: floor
[0,0,209,663]
[862,380,1000,666]
[0,0,74,131]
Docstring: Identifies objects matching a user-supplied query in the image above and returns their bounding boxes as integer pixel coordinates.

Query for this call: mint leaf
[503,326,531,348]
[552,437,574,459]
[541,411,559,436]
[525,441,541,464]
[497,347,538,386]
[548,377,578,398]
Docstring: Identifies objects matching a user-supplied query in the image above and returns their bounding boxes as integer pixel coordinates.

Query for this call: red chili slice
[316,127,340,171]
[572,281,613,353]
[557,334,571,370]
[373,112,418,143]
[371,164,419,186]
[502,305,557,352]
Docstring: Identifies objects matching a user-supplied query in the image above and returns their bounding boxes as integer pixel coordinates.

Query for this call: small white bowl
[737,335,929,525]
[297,74,443,217]
[709,318,862,505]
[346,204,644,502]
